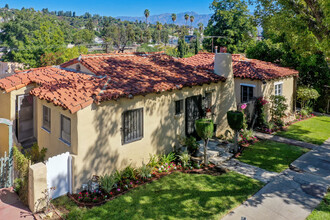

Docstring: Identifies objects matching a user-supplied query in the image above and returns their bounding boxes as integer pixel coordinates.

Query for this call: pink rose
[241,104,247,110]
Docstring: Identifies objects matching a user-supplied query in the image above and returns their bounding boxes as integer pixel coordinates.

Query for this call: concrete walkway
[255,132,318,150]
[0,187,35,220]
[222,137,330,220]
[219,159,279,183]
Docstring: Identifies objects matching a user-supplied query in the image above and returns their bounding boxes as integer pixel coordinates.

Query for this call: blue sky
[3,0,214,17]
[3,0,255,17]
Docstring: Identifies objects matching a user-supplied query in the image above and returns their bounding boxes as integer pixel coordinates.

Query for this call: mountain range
[117,11,212,28]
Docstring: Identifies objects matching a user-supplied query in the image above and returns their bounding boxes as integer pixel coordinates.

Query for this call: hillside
[117,11,211,27]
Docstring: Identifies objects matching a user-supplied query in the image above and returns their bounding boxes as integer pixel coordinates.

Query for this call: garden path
[255,131,318,150]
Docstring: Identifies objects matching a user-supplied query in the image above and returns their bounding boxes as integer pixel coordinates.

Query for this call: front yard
[238,140,309,173]
[53,172,263,220]
[276,116,330,145]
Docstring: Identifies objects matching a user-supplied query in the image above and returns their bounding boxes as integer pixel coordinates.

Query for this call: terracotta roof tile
[178,53,299,80]
[0,53,225,113]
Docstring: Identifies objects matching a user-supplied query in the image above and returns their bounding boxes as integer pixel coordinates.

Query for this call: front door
[185,95,202,137]
[17,94,34,142]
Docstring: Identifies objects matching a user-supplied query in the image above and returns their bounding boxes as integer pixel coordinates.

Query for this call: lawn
[238,140,309,173]
[307,190,330,220]
[53,172,263,220]
[276,116,330,145]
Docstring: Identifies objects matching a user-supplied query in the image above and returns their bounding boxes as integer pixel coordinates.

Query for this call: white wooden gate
[46,152,72,199]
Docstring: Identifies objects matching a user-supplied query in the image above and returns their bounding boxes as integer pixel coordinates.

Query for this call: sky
[2,0,255,17]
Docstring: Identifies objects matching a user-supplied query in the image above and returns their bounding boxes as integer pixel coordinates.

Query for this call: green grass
[57,172,263,220]
[276,116,330,145]
[307,190,330,220]
[238,140,309,173]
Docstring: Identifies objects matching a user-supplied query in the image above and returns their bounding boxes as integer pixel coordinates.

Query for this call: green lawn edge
[53,172,264,220]
[238,140,309,173]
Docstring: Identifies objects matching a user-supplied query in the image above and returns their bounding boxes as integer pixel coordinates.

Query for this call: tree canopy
[203,0,257,53]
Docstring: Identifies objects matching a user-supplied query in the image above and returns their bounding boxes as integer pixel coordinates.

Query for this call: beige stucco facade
[234,76,297,121]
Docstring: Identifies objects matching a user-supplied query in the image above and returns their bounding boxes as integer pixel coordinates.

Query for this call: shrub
[13,178,23,194]
[179,136,199,154]
[297,87,320,109]
[99,174,117,192]
[160,152,176,165]
[195,118,214,164]
[178,152,190,168]
[254,97,268,128]
[147,154,159,167]
[12,146,29,205]
[227,111,244,130]
[137,163,152,179]
[121,165,136,179]
[270,95,288,126]
[25,143,47,164]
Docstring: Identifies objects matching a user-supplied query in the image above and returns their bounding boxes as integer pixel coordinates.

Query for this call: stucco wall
[0,85,35,156]
[234,76,296,121]
[60,81,234,191]
[36,99,78,158]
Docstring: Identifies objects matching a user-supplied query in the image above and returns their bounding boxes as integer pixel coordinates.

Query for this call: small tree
[270,95,288,126]
[227,111,244,152]
[195,119,214,164]
[177,38,189,58]
[297,87,320,110]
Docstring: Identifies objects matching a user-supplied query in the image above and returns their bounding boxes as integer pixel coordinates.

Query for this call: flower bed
[256,113,315,134]
[68,163,218,208]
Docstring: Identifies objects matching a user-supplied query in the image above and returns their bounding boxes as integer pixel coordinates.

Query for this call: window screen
[205,92,212,108]
[175,100,183,115]
[42,106,51,132]
[61,115,71,145]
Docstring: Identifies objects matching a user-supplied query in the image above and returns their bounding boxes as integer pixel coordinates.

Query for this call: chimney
[214,53,233,78]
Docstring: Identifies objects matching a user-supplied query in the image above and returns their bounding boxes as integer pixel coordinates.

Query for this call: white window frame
[274,82,283,96]
[240,83,255,103]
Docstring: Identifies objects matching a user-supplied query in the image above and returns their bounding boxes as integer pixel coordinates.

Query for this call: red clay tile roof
[0,53,225,113]
[178,53,299,80]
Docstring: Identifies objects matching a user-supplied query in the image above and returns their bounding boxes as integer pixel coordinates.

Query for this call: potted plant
[195,118,214,164]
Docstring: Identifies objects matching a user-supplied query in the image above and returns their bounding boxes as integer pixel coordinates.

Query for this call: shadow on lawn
[79,173,263,220]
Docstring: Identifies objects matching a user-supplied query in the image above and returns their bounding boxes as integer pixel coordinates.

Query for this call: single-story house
[178,53,299,121]
[0,52,236,191]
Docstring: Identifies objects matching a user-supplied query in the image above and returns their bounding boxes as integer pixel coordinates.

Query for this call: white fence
[46,152,72,199]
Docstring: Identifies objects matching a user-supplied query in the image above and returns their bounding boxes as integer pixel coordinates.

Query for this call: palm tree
[190,15,195,30]
[156,21,163,44]
[198,22,204,34]
[184,14,189,26]
[144,9,150,25]
[171,13,177,35]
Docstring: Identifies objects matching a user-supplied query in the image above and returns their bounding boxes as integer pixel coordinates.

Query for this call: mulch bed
[68,164,224,208]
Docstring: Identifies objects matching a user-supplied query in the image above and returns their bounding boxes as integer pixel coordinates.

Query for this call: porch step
[20,138,37,152]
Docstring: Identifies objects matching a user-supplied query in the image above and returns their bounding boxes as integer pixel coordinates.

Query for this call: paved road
[222,138,330,220]
[0,187,35,220]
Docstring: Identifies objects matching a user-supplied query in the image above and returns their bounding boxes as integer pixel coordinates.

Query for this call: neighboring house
[178,53,299,122]
[0,52,236,192]
[0,62,25,79]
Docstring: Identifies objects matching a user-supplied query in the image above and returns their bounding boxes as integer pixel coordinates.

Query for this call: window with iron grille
[61,115,71,145]
[241,85,254,103]
[175,100,183,115]
[122,108,143,144]
[42,106,51,132]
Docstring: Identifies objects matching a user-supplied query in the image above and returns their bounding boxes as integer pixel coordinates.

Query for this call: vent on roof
[76,64,81,72]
